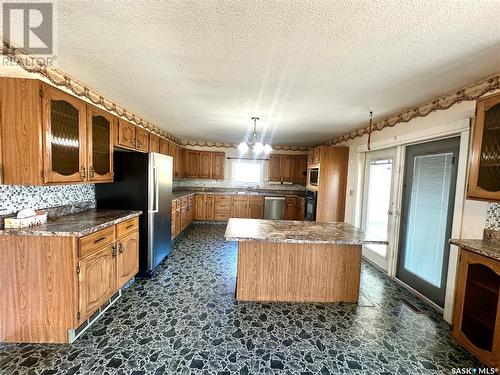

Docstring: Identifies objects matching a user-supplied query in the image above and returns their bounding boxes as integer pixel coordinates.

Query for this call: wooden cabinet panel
[116,231,139,289]
[86,105,114,182]
[211,152,225,179]
[232,197,249,218]
[79,226,116,258]
[214,195,232,221]
[452,249,500,368]
[285,197,297,220]
[296,198,305,220]
[149,134,160,153]
[268,155,282,181]
[116,217,139,239]
[468,92,500,202]
[249,196,264,219]
[281,156,294,182]
[135,128,149,152]
[206,194,215,220]
[42,83,87,183]
[293,156,307,183]
[117,119,136,149]
[195,194,205,220]
[181,206,187,230]
[199,152,212,179]
[185,150,200,178]
[78,244,116,321]
[159,138,169,155]
[178,147,185,178]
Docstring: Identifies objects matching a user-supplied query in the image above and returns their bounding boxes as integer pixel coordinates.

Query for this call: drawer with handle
[79,226,116,258]
[116,217,139,239]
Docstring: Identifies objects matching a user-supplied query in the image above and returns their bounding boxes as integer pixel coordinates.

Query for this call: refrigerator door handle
[151,166,159,213]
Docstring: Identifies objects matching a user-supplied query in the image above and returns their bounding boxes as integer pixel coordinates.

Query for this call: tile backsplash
[0,184,96,216]
[173,178,306,191]
[486,203,500,230]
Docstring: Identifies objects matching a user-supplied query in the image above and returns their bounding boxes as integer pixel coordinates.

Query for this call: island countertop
[225,218,387,245]
[0,209,142,237]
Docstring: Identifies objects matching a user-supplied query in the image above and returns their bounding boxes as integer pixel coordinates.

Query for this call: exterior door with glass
[396,137,460,308]
[361,148,397,271]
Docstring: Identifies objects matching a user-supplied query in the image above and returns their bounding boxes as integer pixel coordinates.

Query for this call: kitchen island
[225,218,386,303]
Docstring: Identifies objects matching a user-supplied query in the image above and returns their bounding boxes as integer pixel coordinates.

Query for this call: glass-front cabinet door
[42,84,87,183]
[468,92,500,201]
[87,106,114,182]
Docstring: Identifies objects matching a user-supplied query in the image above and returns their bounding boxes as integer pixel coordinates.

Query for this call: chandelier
[238,117,273,154]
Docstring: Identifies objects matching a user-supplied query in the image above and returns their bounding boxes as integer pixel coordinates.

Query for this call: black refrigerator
[96,151,173,276]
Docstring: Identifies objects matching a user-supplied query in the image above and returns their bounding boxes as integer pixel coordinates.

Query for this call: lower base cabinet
[452,249,500,368]
[0,216,140,343]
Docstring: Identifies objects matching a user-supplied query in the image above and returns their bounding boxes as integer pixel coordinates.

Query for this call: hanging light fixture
[238,117,273,154]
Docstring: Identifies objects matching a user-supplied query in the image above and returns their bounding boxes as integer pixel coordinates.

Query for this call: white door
[361,148,397,270]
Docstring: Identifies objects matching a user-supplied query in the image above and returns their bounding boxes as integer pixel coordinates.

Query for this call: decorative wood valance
[180,140,309,152]
[323,73,500,146]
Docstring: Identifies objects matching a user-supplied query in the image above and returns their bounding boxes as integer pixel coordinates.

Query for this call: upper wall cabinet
[268,154,307,183]
[42,84,88,183]
[116,119,149,152]
[0,78,115,185]
[87,105,115,182]
[468,93,500,202]
[184,150,225,179]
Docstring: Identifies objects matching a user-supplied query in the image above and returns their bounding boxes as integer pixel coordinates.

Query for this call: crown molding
[2,40,183,144]
[322,73,500,146]
[180,140,309,152]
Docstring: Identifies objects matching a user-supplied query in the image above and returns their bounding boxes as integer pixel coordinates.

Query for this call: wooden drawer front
[286,197,296,204]
[188,196,193,204]
[214,211,231,221]
[176,200,181,209]
[215,195,232,202]
[116,217,138,239]
[172,200,177,210]
[215,203,232,211]
[233,196,249,202]
[181,198,188,207]
[79,226,116,258]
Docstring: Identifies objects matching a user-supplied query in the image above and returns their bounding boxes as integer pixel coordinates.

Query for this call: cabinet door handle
[80,166,86,180]
[111,244,117,257]
[94,236,106,244]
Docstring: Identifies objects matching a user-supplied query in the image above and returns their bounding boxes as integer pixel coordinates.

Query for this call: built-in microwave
[307,168,319,186]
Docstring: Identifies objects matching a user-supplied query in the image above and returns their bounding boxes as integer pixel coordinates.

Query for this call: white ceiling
[13,1,500,145]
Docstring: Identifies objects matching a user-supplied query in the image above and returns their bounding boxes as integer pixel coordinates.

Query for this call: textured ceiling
[20,1,500,145]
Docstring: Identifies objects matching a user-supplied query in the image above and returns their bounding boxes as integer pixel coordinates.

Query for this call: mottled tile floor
[0,224,484,374]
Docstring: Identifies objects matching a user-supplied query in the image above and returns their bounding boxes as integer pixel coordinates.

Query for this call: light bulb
[253,142,264,154]
[238,141,249,152]
[263,144,273,154]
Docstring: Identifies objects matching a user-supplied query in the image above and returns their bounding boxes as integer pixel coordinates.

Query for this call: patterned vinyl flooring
[0,224,483,374]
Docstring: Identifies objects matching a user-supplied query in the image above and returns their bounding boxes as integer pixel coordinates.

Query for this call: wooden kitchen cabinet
[268,155,282,181]
[285,197,297,220]
[78,244,117,321]
[159,138,169,155]
[185,150,200,178]
[206,194,215,220]
[308,147,321,166]
[468,92,500,202]
[116,119,149,152]
[198,152,212,179]
[116,231,139,289]
[296,197,305,220]
[232,196,249,218]
[214,195,232,221]
[149,134,160,153]
[135,127,149,152]
[211,152,225,179]
[0,78,117,185]
[87,105,114,182]
[42,83,88,183]
[268,154,308,183]
[248,196,264,219]
[293,156,307,183]
[195,194,206,220]
[452,249,500,368]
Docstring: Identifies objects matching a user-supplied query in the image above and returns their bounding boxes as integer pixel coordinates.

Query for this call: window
[231,160,264,185]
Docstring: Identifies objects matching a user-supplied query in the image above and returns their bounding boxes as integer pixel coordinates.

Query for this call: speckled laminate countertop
[224,218,387,245]
[172,189,305,201]
[450,238,500,262]
[0,209,142,237]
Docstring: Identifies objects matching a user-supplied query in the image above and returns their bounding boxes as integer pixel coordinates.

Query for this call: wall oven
[305,190,317,221]
[307,167,319,187]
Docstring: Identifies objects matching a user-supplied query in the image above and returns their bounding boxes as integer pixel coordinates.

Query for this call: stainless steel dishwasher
[264,196,286,219]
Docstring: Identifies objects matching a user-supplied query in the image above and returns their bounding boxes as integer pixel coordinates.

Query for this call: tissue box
[4,211,47,229]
